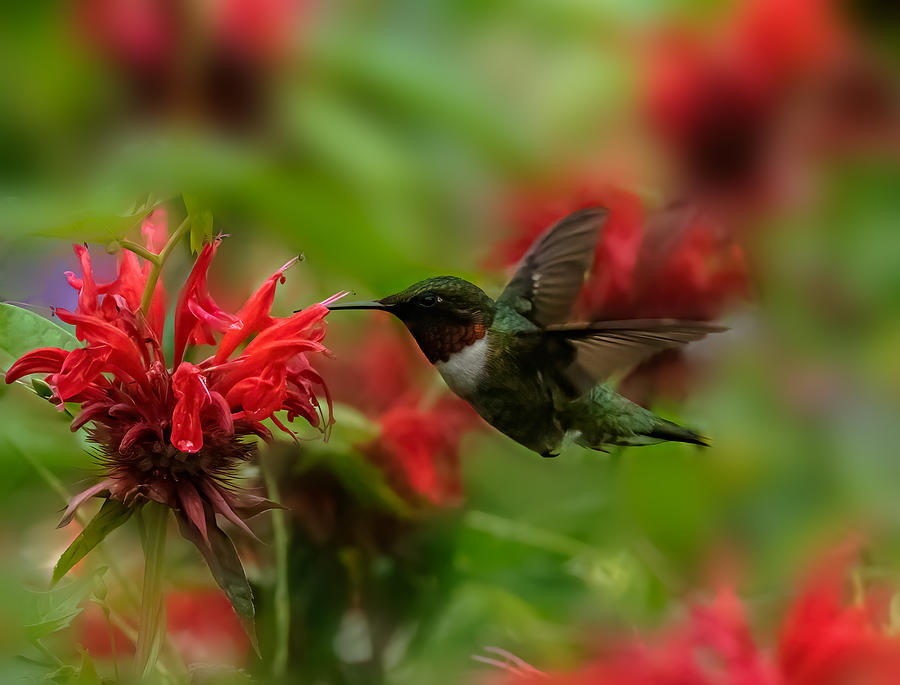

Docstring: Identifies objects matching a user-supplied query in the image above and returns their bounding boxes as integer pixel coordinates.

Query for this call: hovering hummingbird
[327,208,721,457]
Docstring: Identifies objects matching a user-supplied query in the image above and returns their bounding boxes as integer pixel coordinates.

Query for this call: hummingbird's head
[327,277,495,363]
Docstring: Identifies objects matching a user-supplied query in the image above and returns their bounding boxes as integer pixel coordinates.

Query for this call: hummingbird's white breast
[435,334,489,397]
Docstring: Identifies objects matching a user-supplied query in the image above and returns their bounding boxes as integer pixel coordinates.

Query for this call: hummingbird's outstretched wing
[497,208,609,327]
[536,319,725,396]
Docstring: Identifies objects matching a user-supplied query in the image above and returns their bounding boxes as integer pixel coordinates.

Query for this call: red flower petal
[4,347,68,384]
[58,479,114,528]
[213,256,299,363]
[55,346,112,400]
[171,362,208,453]
[71,244,100,319]
[173,239,239,368]
[166,589,249,666]
[55,309,149,386]
[176,479,209,546]
[141,206,168,254]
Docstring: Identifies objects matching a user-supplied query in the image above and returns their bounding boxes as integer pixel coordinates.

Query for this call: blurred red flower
[492,182,747,321]
[322,315,422,418]
[643,0,848,206]
[78,602,135,660]
[73,0,307,127]
[775,542,900,685]
[78,588,249,667]
[491,541,900,685]
[366,396,473,506]
[489,180,747,405]
[5,210,339,550]
[166,589,249,666]
[321,315,479,506]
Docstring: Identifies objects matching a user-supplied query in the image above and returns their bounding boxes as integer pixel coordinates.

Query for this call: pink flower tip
[321,291,350,307]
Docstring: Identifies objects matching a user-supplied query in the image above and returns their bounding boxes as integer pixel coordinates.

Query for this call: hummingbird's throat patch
[415,321,486,363]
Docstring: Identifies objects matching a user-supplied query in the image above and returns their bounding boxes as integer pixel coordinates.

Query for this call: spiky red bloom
[73,0,308,127]
[491,182,747,322]
[5,212,341,543]
[321,315,479,506]
[643,0,846,205]
[366,396,474,506]
[490,541,900,685]
[489,180,747,405]
[78,588,249,666]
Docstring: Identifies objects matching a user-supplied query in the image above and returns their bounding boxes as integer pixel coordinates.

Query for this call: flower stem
[140,217,190,315]
[102,605,120,681]
[262,452,290,679]
[135,501,168,679]
[119,240,161,266]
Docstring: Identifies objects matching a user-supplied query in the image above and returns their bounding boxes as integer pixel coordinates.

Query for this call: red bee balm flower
[489,180,747,406]
[4,212,342,620]
[320,315,479,507]
[489,541,900,685]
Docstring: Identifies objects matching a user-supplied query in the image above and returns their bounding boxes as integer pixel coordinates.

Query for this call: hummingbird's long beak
[326,300,392,311]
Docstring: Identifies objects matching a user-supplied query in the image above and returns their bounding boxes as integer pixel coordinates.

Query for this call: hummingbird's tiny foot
[541,450,559,459]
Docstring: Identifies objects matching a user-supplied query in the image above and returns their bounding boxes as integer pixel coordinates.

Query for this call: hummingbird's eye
[419,293,438,307]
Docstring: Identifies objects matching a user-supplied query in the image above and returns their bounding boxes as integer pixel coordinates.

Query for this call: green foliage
[0,1,897,683]
[24,568,108,642]
[184,194,214,254]
[73,651,101,685]
[52,501,134,586]
[0,303,78,364]
[176,512,259,655]
[299,448,412,518]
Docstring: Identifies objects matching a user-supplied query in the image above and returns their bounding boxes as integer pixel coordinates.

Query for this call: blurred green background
[1,0,898,683]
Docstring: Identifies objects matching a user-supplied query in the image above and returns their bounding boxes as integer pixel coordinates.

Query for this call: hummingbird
[327,208,721,457]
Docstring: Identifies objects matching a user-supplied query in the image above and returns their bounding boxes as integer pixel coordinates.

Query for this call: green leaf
[0,303,79,363]
[24,567,108,642]
[331,450,412,516]
[32,378,54,399]
[74,651,100,685]
[184,193,214,253]
[176,512,259,654]
[135,502,168,679]
[43,664,77,683]
[297,444,411,518]
[41,211,144,243]
[39,195,160,243]
[52,500,134,585]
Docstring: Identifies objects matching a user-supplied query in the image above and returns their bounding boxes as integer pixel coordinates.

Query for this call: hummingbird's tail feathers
[644,420,710,447]
[563,385,710,450]
[571,422,709,450]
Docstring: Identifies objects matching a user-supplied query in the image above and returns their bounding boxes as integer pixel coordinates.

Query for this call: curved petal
[173,240,232,367]
[198,480,258,541]
[141,207,168,254]
[4,347,68,384]
[71,244,99,317]
[213,257,299,363]
[57,479,114,528]
[171,362,208,453]
[176,479,209,546]
[55,309,148,385]
[118,421,157,452]
[55,346,112,400]
[70,401,113,431]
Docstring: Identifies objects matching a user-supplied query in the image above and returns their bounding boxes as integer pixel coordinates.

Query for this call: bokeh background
[0,0,898,683]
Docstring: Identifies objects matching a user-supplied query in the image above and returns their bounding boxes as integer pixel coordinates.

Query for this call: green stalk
[17,444,140,607]
[139,217,190,314]
[263,452,290,679]
[102,604,120,681]
[135,502,169,678]
[118,240,161,265]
